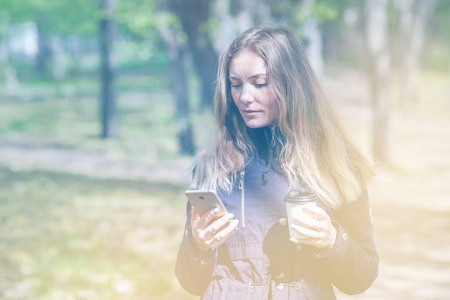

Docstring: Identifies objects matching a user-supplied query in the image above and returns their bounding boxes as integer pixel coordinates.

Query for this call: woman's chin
[245,122,265,129]
[244,120,272,129]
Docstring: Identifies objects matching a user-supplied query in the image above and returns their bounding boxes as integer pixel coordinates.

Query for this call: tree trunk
[158,24,195,155]
[36,18,52,78]
[235,0,271,33]
[99,0,118,139]
[396,0,439,105]
[303,0,324,78]
[236,0,254,33]
[52,37,67,81]
[169,0,218,110]
[364,0,391,163]
[173,48,195,154]
[0,13,19,90]
[448,62,450,110]
[214,0,236,51]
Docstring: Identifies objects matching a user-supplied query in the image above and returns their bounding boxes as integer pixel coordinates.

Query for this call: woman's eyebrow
[229,74,267,80]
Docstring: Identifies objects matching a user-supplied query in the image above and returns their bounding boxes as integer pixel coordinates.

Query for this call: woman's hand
[190,207,240,252]
[289,206,337,250]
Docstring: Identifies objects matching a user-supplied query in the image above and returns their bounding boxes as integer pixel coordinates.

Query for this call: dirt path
[336,111,450,299]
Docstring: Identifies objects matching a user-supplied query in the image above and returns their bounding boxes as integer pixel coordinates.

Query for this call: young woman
[176,23,378,299]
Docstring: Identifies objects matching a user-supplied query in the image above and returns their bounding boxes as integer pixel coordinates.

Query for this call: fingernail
[291,224,298,230]
[290,237,298,243]
[227,213,234,220]
[293,216,298,221]
[213,208,219,214]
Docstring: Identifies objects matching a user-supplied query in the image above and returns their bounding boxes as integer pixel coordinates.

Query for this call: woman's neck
[248,126,273,162]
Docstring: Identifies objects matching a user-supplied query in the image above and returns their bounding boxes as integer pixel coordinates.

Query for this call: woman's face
[229,50,277,129]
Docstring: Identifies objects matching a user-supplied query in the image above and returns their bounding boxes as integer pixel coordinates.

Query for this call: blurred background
[0,0,449,299]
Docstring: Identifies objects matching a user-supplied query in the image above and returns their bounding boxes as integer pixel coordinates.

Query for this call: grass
[0,77,207,298]
[0,91,206,163]
[0,166,195,300]
[0,69,213,164]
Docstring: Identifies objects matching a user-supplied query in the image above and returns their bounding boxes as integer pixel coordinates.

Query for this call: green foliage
[117,0,159,37]
[200,17,220,46]
[116,0,181,41]
[292,0,337,24]
[115,0,188,72]
[273,0,338,38]
[0,0,98,36]
[430,0,450,46]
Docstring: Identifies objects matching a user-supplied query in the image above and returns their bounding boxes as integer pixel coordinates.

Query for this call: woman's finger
[303,206,330,221]
[293,215,326,232]
[291,223,326,240]
[290,217,337,249]
[208,219,240,246]
[292,208,328,232]
[191,211,238,250]
[192,206,222,230]
[206,213,235,234]
[191,206,200,221]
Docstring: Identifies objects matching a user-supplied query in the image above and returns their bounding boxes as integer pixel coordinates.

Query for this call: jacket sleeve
[175,202,217,296]
[313,189,379,295]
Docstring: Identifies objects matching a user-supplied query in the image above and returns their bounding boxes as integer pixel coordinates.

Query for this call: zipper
[271,125,276,148]
[238,170,246,228]
[262,126,276,185]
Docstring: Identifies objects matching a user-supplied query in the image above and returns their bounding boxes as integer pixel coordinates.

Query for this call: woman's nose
[240,85,254,104]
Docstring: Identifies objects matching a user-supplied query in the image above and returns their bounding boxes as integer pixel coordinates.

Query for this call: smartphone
[185,190,228,217]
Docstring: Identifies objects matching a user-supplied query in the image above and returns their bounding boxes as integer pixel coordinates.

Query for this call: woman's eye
[231,84,242,88]
[255,83,267,88]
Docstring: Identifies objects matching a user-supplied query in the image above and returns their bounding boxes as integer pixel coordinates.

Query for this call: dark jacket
[176,133,378,299]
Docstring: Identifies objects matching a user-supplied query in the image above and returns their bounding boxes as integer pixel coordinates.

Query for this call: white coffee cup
[284,190,317,239]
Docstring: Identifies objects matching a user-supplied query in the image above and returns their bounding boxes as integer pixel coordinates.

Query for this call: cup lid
[284,190,317,201]
[286,190,314,197]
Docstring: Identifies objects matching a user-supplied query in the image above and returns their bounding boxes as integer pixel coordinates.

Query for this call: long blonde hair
[191,24,373,210]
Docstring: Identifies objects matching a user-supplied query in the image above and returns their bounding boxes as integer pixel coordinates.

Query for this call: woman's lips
[243,110,261,116]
